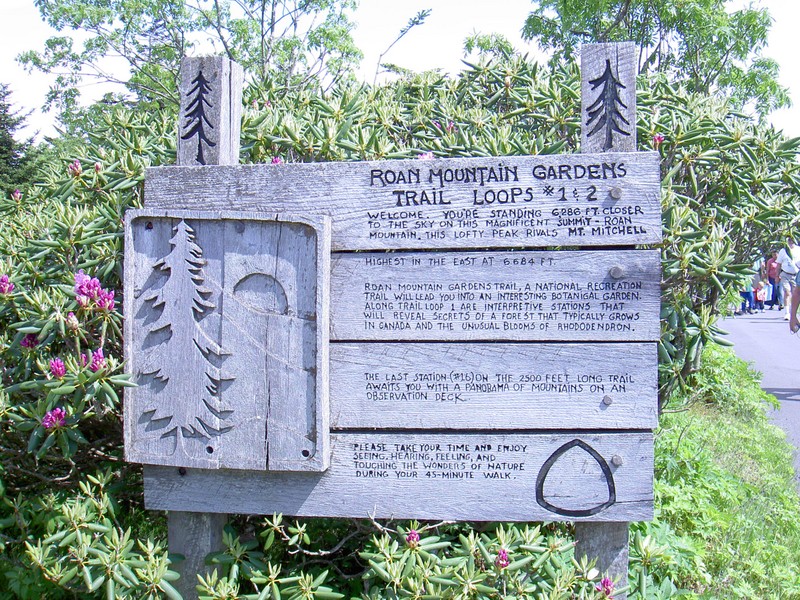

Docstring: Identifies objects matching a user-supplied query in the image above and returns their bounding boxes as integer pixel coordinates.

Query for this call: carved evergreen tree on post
[585,59,631,151]
[181,70,217,165]
[137,220,233,460]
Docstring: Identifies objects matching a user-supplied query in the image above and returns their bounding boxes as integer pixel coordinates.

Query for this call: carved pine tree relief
[181,70,217,165]
[136,220,233,461]
[126,211,330,471]
[585,59,631,151]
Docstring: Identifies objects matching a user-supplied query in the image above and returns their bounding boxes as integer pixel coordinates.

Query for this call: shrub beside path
[722,310,800,486]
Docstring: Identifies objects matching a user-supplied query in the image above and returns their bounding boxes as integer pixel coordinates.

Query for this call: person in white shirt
[776,238,800,321]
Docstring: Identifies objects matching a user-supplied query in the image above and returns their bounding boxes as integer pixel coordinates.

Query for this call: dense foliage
[2,51,799,597]
[21,0,362,121]
[522,0,790,115]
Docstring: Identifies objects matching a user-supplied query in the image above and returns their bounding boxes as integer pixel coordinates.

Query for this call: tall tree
[20,0,362,118]
[522,0,790,116]
[0,84,38,196]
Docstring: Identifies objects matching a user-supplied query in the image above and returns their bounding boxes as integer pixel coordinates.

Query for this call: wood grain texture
[581,43,637,154]
[168,512,226,598]
[124,209,331,471]
[575,522,629,598]
[330,343,657,430]
[144,151,661,250]
[330,249,660,342]
[144,432,653,522]
[178,57,243,166]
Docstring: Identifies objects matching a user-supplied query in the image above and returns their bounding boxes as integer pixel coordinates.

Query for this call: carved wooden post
[575,42,637,598]
[170,55,243,598]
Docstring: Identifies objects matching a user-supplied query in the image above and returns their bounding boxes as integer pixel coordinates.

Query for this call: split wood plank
[329,342,657,430]
[124,209,331,471]
[144,432,653,522]
[144,151,661,250]
[329,249,660,342]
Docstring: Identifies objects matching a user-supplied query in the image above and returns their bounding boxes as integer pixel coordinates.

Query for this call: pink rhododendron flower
[96,288,115,311]
[20,334,38,348]
[653,133,665,149]
[495,548,510,569]
[405,529,420,547]
[0,274,14,295]
[11,189,21,202]
[73,271,115,311]
[80,353,88,367]
[68,159,82,177]
[446,121,456,133]
[94,162,102,173]
[271,156,283,164]
[66,312,80,331]
[74,270,101,298]
[417,151,434,160]
[42,407,66,429]
[90,348,107,372]
[595,576,614,598]
[50,358,66,378]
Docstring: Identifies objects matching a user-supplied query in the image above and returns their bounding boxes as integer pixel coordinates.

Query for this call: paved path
[721,307,800,483]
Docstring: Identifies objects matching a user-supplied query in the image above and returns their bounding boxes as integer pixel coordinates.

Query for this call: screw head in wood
[608,265,625,279]
[611,455,624,467]
[610,187,623,200]
[602,395,613,406]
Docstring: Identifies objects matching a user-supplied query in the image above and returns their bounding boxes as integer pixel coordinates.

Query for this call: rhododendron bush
[1,54,798,598]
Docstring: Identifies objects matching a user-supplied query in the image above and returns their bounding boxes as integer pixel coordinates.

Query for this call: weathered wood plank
[124,209,331,471]
[144,432,653,522]
[178,57,243,166]
[144,151,661,250]
[330,343,657,430]
[330,249,660,341]
[581,43,637,154]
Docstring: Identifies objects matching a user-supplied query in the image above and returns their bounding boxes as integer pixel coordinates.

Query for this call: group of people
[739,238,800,333]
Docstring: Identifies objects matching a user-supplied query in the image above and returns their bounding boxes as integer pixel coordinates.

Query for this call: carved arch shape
[233,273,289,315]
[535,439,616,517]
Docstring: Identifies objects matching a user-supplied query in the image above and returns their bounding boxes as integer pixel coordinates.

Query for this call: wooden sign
[124,210,331,471]
[144,151,661,250]
[128,45,662,534]
[145,432,653,521]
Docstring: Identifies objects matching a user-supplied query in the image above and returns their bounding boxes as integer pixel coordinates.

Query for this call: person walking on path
[766,250,781,309]
[776,238,800,321]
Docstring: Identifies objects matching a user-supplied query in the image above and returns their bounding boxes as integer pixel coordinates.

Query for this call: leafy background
[2,0,800,597]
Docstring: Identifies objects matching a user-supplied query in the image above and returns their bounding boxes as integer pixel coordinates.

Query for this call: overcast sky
[0,0,798,140]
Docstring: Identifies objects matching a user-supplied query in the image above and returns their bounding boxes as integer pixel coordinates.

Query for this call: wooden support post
[576,41,638,598]
[169,512,227,597]
[575,522,629,597]
[168,55,243,598]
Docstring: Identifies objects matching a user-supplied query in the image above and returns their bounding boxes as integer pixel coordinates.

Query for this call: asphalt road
[721,307,800,483]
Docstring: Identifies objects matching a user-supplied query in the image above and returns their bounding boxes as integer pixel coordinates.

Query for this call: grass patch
[646,344,800,597]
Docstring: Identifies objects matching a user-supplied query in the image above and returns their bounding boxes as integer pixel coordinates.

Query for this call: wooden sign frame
[126,46,661,543]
